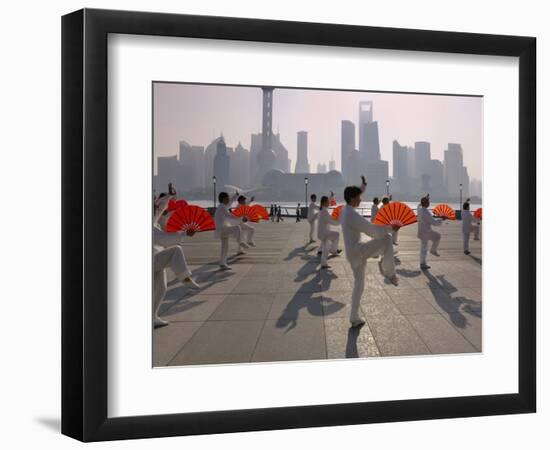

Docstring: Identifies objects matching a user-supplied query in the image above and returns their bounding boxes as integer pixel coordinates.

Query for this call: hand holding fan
[432,203,456,220]
[474,208,482,220]
[331,205,344,220]
[167,198,189,211]
[373,202,417,228]
[165,205,215,233]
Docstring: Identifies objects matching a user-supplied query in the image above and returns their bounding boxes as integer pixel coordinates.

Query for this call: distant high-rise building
[317,162,327,174]
[230,142,250,187]
[358,101,380,162]
[179,141,205,189]
[341,120,355,180]
[429,160,446,196]
[444,143,464,199]
[329,157,336,172]
[256,87,277,183]
[470,178,482,198]
[461,167,470,200]
[392,140,409,193]
[213,137,230,188]
[344,150,363,185]
[364,160,389,198]
[295,131,310,173]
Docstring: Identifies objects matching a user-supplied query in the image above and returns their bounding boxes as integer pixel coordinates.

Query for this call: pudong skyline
[153,83,482,181]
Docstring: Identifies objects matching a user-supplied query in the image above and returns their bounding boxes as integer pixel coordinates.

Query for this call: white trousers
[240,222,255,244]
[153,246,192,319]
[419,230,441,264]
[308,220,316,241]
[220,225,242,266]
[320,231,340,266]
[463,225,480,251]
[392,228,399,244]
[349,234,395,322]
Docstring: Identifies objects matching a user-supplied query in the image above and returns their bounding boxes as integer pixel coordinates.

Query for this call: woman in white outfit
[232,194,256,247]
[317,195,342,269]
[417,195,444,270]
[307,194,320,243]
[381,195,399,245]
[340,177,399,328]
[215,192,249,270]
[153,195,200,328]
[461,201,480,255]
[370,197,380,223]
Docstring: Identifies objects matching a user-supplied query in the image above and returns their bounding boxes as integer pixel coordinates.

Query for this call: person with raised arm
[307,194,320,243]
[152,195,200,328]
[417,194,444,270]
[340,176,398,328]
[461,200,480,255]
[215,192,250,270]
[318,195,342,269]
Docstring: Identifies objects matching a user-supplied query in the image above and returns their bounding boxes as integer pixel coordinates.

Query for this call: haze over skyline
[153,83,482,180]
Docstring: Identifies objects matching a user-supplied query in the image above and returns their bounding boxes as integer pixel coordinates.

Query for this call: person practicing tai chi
[371,197,380,223]
[461,201,480,255]
[152,195,200,328]
[340,176,399,328]
[215,192,250,270]
[232,194,257,247]
[307,194,320,243]
[417,194,444,270]
[381,195,399,246]
[318,195,342,269]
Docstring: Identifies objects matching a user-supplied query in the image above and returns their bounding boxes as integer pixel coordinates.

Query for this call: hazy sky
[153,83,483,180]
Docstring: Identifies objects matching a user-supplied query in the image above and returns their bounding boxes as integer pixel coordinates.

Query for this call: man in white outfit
[461,201,480,255]
[417,195,444,270]
[340,177,399,328]
[233,194,256,247]
[307,194,320,243]
[153,196,200,328]
[215,192,249,270]
[318,195,342,269]
[370,197,380,223]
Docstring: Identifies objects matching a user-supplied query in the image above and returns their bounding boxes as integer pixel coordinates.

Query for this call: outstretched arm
[350,210,387,238]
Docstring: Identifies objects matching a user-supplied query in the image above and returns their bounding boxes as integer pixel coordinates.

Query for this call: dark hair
[310,194,317,201]
[344,186,362,204]
[158,192,167,199]
[420,196,429,207]
[320,195,329,209]
[382,196,390,204]
[463,202,470,210]
[373,197,379,203]
[238,195,246,203]
[218,192,229,203]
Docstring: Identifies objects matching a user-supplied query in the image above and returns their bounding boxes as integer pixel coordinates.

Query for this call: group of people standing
[269,204,285,222]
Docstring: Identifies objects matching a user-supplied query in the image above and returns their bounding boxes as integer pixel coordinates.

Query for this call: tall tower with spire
[256,87,277,182]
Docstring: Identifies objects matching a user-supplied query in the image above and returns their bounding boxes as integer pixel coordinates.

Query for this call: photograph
[151,83,483,367]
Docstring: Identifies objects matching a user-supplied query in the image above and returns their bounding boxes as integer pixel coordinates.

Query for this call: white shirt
[153,224,183,255]
[214,203,242,237]
[317,208,340,240]
[340,204,389,265]
[371,203,379,222]
[461,209,478,233]
[307,202,320,223]
[417,206,441,237]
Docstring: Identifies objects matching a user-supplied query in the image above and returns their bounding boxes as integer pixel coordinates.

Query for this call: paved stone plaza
[154,219,482,366]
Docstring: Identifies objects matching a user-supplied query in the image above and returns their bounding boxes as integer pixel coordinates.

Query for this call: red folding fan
[329,197,337,207]
[250,204,269,220]
[474,207,482,220]
[432,204,456,220]
[165,205,215,233]
[374,202,417,227]
[167,198,188,211]
[232,205,261,222]
[331,205,344,220]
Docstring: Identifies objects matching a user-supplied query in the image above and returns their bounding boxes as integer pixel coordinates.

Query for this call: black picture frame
[62,8,536,442]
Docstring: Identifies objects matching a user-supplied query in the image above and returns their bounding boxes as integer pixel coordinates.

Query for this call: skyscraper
[341,120,355,180]
[413,141,431,194]
[317,162,327,174]
[213,137,230,188]
[256,87,277,183]
[329,157,336,172]
[392,140,409,194]
[295,131,310,173]
[358,101,380,162]
[444,143,464,199]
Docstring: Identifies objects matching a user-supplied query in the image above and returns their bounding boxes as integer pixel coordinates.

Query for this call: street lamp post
[459,183,463,209]
[213,176,217,208]
[304,177,309,207]
[386,179,390,196]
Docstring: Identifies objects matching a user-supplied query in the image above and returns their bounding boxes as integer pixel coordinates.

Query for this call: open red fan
[250,204,269,220]
[329,197,337,207]
[331,205,344,220]
[165,205,215,233]
[374,202,417,227]
[232,205,261,222]
[474,207,482,220]
[432,204,456,220]
[167,198,188,211]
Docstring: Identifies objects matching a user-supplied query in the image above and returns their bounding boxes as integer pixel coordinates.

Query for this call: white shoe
[247,241,256,247]
[430,250,440,257]
[350,317,366,328]
[219,264,231,271]
[154,317,169,329]
[183,277,200,289]
[240,242,250,249]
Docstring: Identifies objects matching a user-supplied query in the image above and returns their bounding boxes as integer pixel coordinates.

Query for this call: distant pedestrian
[296,203,301,222]
[371,197,380,223]
[270,204,275,222]
[277,206,284,222]
[461,201,480,255]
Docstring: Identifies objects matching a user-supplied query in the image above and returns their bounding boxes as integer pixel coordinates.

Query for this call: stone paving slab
[154,219,482,366]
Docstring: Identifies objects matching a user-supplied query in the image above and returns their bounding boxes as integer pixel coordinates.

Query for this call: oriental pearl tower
[256,87,277,183]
